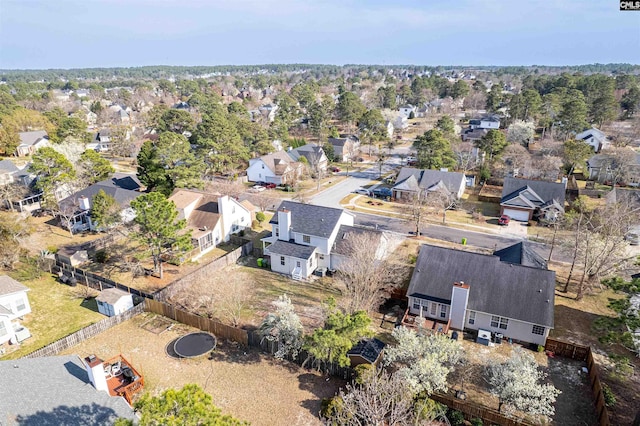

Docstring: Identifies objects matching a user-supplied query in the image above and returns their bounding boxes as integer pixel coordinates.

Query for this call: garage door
[502,208,530,222]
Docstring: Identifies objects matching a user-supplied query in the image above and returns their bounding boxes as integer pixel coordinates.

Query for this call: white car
[251,185,266,193]
[354,188,371,196]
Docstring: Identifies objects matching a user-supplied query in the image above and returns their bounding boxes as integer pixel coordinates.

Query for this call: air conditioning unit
[476,329,491,346]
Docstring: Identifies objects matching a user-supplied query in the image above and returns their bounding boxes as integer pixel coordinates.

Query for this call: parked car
[498,215,510,225]
[372,187,393,198]
[264,183,277,189]
[330,166,341,173]
[251,185,266,192]
[354,188,371,196]
[626,227,640,245]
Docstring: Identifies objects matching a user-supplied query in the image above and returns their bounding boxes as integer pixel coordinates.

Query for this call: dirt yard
[447,337,596,426]
[61,313,342,426]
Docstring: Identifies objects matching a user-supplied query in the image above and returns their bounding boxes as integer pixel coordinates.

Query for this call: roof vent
[538,289,542,293]
[546,299,550,303]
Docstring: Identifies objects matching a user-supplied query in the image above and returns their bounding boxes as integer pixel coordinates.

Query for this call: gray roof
[407,244,555,327]
[96,287,132,305]
[501,177,566,206]
[393,168,465,195]
[271,201,347,238]
[18,130,48,147]
[0,355,136,425]
[59,173,142,211]
[0,159,19,174]
[266,240,316,260]
[493,242,547,269]
[288,144,327,164]
[347,338,386,364]
[0,275,29,297]
[332,225,384,256]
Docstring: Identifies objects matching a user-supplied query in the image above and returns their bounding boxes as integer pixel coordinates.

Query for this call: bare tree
[0,183,29,212]
[205,179,244,200]
[251,192,279,212]
[408,193,429,237]
[600,147,637,187]
[528,155,563,181]
[335,231,408,314]
[452,141,478,174]
[0,211,32,269]
[217,278,252,327]
[501,144,532,177]
[426,189,458,224]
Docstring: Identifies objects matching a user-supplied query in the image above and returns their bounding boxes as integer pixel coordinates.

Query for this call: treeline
[2,63,639,83]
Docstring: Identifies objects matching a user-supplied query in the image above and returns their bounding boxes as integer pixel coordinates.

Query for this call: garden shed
[96,288,134,317]
[347,338,386,366]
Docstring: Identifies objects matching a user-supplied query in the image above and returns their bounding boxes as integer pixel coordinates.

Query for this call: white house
[95,288,134,317]
[0,275,32,346]
[169,189,251,259]
[16,131,50,157]
[393,115,409,131]
[0,160,20,186]
[469,116,500,130]
[327,135,361,162]
[406,243,555,346]
[258,103,279,122]
[576,127,609,153]
[247,151,303,185]
[398,104,417,118]
[262,201,355,280]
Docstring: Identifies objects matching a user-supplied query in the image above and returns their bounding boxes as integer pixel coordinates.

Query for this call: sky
[1,0,639,69]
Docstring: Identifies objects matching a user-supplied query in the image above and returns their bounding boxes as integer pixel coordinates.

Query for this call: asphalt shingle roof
[393,167,465,195]
[501,177,566,206]
[0,159,19,174]
[0,356,136,425]
[493,242,547,270]
[96,288,131,305]
[271,201,347,238]
[407,244,555,327]
[18,130,48,147]
[347,338,386,364]
[266,240,316,260]
[0,275,29,297]
[59,173,142,212]
[332,225,383,256]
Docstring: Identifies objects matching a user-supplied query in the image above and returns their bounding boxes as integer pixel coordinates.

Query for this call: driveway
[499,220,529,238]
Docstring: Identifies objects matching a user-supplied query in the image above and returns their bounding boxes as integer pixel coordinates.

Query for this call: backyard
[60,313,343,426]
[0,273,104,359]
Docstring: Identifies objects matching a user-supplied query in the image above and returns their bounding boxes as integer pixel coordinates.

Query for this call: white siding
[0,316,14,345]
[466,310,549,346]
[408,296,450,321]
[247,159,276,183]
[0,292,31,320]
[269,254,315,278]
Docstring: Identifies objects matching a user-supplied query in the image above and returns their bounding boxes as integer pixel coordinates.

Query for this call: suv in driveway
[372,187,393,199]
[354,188,371,196]
[498,215,510,226]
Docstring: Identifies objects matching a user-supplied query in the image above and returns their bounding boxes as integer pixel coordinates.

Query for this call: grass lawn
[1,274,104,360]
[22,215,105,255]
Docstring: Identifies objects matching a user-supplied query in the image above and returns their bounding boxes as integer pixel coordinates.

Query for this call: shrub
[447,408,465,426]
[46,245,58,254]
[354,364,374,385]
[238,230,245,237]
[408,254,417,264]
[602,384,616,407]
[320,396,344,419]
[255,211,266,223]
[470,418,483,426]
[251,219,260,230]
[95,250,109,264]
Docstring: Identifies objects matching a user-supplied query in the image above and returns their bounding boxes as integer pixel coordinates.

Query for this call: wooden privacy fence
[144,299,249,346]
[430,393,534,426]
[23,303,145,359]
[153,241,253,302]
[545,339,610,426]
[54,261,154,300]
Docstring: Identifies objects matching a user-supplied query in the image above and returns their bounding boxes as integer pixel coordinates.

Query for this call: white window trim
[468,311,476,325]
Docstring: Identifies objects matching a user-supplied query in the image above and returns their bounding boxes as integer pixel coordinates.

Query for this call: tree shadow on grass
[206,341,262,365]
[15,403,129,426]
[79,297,99,313]
[298,372,344,419]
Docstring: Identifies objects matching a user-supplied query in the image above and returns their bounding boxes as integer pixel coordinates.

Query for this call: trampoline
[173,332,217,358]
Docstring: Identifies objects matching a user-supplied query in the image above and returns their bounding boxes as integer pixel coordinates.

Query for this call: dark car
[264,183,277,189]
[330,166,341,173]
[372,187,393,198]
[498,215,510,225]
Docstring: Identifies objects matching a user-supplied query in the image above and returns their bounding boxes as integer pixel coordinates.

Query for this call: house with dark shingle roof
[392,167,466,201]
[575,127,609,152]
[288,144,328,173]
[0,275,31,345]
[327,135,360,162]
[500,177,566,222]
[168,189,251,259]
[262,201,355,279]
[247,150,304,185]
[58,173,143,233]
[407,243,555,346]
[0,159,20,186]
[0,355,136,425]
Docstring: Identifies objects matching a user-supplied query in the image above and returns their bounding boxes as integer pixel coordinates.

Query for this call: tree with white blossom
[383,327,463,396]
[258,295,304,360]
[487,348,560,419]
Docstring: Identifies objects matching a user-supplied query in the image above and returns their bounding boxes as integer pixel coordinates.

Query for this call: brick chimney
[449,281,470,330]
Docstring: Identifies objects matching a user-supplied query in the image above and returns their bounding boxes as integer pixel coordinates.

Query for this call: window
[280,256,285,266]
[430,303,437,316]
[413,299,421,310]
[440,304,447,318]
[532,325,545,335]
[303,235,311,243]
[319,254,324,260]
[275,227,279,237]
[491,316,508,330]
[468,311,476,325]
[0,321,6,336]
[296,261,301,268]
[15,298,26,312]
